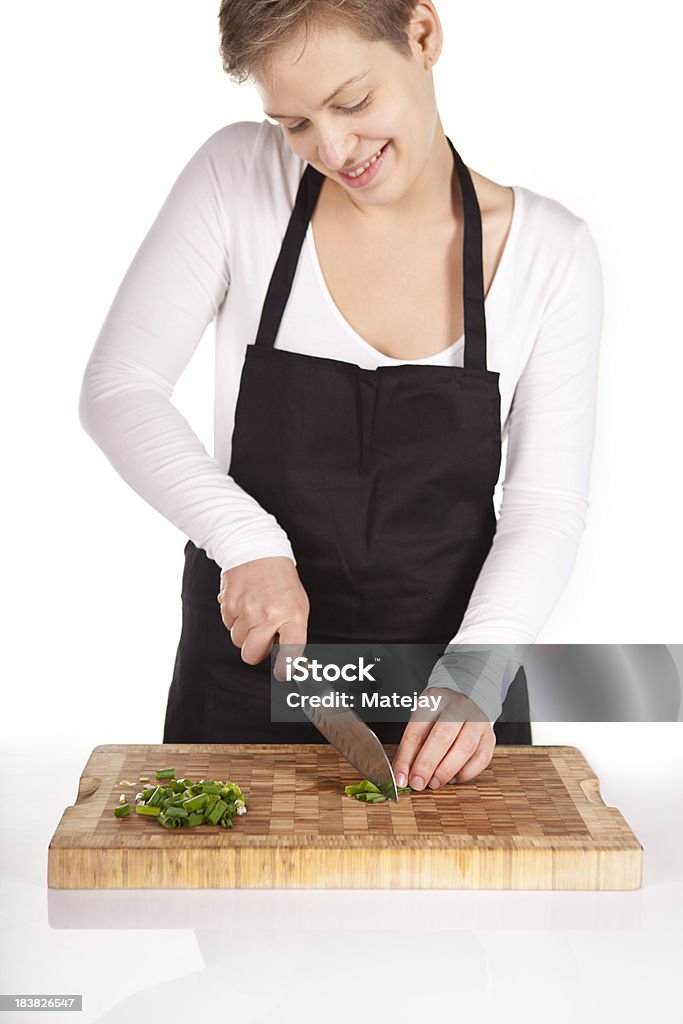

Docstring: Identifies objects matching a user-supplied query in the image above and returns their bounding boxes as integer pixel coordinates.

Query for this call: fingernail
[395,772,407,788]
[409,775,425,790]
[428,778,441,789]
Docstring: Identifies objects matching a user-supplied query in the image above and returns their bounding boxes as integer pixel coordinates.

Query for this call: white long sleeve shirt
[79,119,604,716]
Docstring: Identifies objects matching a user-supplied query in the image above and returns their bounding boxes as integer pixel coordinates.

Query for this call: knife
[294,667,399,801]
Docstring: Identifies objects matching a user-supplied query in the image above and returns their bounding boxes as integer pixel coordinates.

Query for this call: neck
[328,122,458,234]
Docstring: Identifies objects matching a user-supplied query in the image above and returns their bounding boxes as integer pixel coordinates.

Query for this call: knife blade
[295,671,398,801]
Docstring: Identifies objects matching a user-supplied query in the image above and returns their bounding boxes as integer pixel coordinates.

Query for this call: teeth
[343,145,385,178]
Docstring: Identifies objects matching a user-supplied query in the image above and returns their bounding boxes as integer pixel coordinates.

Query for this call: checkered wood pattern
[48,744,643,890]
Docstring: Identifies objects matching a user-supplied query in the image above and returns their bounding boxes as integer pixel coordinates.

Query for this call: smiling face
[253,10,444,211]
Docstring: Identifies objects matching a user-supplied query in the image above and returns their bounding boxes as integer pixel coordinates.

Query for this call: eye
[285,94,372,135]
[340,94,372,117]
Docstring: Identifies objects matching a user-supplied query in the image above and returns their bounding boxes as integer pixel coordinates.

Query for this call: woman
[79,0,603,791]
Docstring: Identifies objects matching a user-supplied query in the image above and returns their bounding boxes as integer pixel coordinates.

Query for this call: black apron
[163,136,532,747]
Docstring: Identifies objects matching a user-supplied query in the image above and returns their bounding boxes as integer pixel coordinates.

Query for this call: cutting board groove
[47,744,643,890]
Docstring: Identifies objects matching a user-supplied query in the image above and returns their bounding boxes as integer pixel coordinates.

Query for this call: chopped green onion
[220,783,244,801]
[159,812,181,829]
[345,780,413,802]
[344,781,381,796]
[207,799,228,826]
[136,803,162,816]
[200,782,222,795]
[113,770,247,830]
[182,793,208,813]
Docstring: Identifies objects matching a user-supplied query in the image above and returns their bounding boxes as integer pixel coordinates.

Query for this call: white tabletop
[2,731,681,1024]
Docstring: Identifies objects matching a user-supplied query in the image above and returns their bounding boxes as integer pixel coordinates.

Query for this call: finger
[224,612,251,648]
[405,716,470,790]
[240,624,280,665]
[453,738,496,784]
[272,619,308,682]
[391,686,449,785]
[437,726,496,786]
[219,605,237,632]
[216,586,237,632]
[391,717,438,789]
[217,571,230,604]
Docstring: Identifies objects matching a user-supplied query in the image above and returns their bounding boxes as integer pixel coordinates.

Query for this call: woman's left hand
[391,689,496,790]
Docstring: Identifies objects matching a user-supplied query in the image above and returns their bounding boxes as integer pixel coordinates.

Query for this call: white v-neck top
[301,184,520,368]
[79,119,604,719]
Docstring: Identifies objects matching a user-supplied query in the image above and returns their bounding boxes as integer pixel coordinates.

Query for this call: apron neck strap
[255,135,488,371]
[254,162,324,350]
[446,136,488,370]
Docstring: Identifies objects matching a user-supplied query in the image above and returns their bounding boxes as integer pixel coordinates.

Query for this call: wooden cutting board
[48,743,643,890]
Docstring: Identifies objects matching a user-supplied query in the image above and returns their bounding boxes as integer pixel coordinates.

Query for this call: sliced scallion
[345,780,413,802]
[136,803,162,816]
[113,770,247,829]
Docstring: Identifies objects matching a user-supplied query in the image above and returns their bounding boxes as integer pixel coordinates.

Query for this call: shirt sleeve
[432,219,604,722]
[78,126,297,573]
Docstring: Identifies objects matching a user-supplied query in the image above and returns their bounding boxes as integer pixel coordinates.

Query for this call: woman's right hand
[217,557,309,679]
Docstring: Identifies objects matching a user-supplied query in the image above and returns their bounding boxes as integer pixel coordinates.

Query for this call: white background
[2,3,682,1021]
[4,1,682,753]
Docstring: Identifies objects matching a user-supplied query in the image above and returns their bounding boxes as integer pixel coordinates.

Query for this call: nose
[314,129,358,173]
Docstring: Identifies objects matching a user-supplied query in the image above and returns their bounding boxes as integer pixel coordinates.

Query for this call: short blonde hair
[218,0,420,85]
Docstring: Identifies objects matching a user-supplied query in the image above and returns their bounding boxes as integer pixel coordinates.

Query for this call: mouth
[338,141,391,187]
